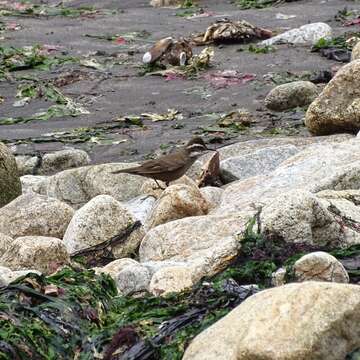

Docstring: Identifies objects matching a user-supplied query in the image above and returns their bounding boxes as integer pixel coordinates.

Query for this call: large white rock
[261,189,360,246]
[218,138,360,215]
[264,81,319,111]
[261,190,340,246]
[145,184,209,229]
[271,267,286,287]
[142,259,189,276]
[96,258,139,279]
[123,195,156,224]
[183,282,360,360]
[149,265,194,296]
[0,236,69,274]
[187,134,352,182]
[41,163,147,208]
[16,149,90,176]
[0,266,42,286]
[305,60,360,135]
[63,195,144,258]
[200,187,223,211]
[294,251,349,283]
[40,149,91,175]
[20,175,47,194]
[0,142,21,207]
[216,134,352,161]
[115,264,151,295]
[0,266,13,286]
[140,214,248,281]
[262,22,332,46]
[140,175,198,199]
[220,145,299,183]
[0,193,74,239]
[16,155,39,176]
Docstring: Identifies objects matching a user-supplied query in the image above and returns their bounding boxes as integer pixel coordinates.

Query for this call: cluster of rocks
[2,130,360,356]
[264,35,360,138]
[1,133,359,291]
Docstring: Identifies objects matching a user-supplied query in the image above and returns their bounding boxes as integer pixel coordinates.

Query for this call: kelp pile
[0,266,258,359]
[1,218,359,359]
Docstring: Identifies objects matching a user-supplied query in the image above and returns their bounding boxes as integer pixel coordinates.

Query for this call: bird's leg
[155,179,166,190]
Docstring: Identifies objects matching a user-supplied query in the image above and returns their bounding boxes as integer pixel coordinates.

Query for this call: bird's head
[185,137,212,159]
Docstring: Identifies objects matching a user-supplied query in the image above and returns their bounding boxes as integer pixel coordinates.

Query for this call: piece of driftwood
[190,19,272,46]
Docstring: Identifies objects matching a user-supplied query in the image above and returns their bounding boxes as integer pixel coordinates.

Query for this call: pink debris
[39,44,63,55]
[344,18,360,26]
[203,70,256,88]
[188,11,215,19]
[114,37,127,45]
[6,22,21,31]
[12,2,31,10]
[165,72,186,81]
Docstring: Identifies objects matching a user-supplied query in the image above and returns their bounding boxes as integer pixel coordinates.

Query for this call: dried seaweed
[71,221,142,267]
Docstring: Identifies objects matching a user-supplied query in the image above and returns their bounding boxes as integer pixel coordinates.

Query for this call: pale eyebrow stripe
[187,144,206,150]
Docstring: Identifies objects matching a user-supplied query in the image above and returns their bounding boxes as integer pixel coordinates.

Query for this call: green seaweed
[0,266,257,359]
[312,32,360,51]
[247,44,275,54]
[1,218,360,359]
[0,103,89,125]
[0,81,89,125]
[0,267,116,359]
[0,3,115,18]
[330,244,360,258]
[84,31,150,43]
[0,46,77,74]
[232,0,281,9]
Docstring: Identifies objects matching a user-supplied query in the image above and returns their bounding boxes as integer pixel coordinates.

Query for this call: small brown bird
[112,137,211,187]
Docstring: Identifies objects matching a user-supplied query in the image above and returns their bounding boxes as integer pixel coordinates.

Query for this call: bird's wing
[137,153,185,174]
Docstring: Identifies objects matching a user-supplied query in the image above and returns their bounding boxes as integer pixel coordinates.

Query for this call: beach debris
[275,13,297,20]
[311,33,359,63]
[141,109,183,122]
[143,37,193,66]
[203,70,256,88]
[334,7,360,26]
[143,47,214,79]
[190,19,272,45]
[217,109,254,128]
[117,109,183,125]
[309,70,333,84]
[150,0,184,7]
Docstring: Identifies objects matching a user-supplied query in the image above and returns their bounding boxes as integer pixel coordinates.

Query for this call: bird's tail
[112,167,138,175]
